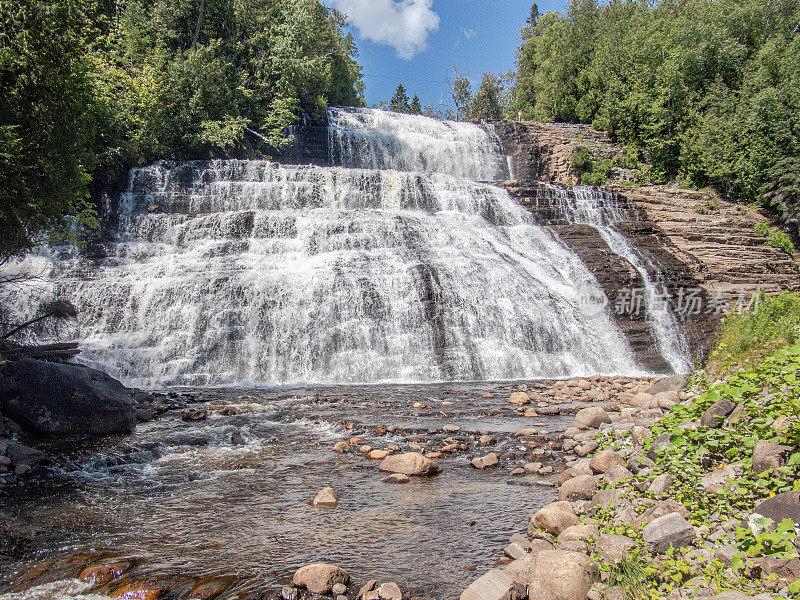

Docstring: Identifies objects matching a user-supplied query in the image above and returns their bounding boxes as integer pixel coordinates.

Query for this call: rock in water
[293,564,350,594]
[312,487,339,507]
[382,473,410,484]
[471,453,500,469]
[0,359,138,435]
[378,452,442,476]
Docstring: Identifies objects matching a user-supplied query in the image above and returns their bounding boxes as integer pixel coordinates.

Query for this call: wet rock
[531,501,579,536]
[281,587,297,600]
[558,475,599,501]
[471,453,500,469]
[381,473,410,484]
[311,487,339,507]
[357,580,377,599]
[182,409,208,422]
[514,428,539,437]
[573,407,610,430]
[367,449,390,460]
[333,441,351,454]
[376,582,402,600]
[293,564,350,594]
[509,392,531,405]
[359,446,373,454]
[752,440,792,473]
[528,550,597,600]
[589,450,624,474]
[0,359,138,435]
[460,568,525,600]
[189,578,231,600]
[5,442,47,468]
[332,583,349,596]
[642,513,697,554]
[478,435,495,446]
[79,565,114,587]
[523,408,539,417]
[443,425,460,433]
[135,408,156,422]
[230,431,247,446]
[699,398,736,428]
[110,582,164,600]
[378,452,441,476]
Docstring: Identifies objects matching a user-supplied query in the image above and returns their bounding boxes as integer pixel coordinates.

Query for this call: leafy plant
[571,146,594,171]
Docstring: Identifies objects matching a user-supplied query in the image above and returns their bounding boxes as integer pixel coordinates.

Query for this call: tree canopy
[0,0,364,257]
[513,0,800,232]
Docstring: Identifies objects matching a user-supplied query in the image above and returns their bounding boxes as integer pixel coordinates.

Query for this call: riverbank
[461,349,799,600]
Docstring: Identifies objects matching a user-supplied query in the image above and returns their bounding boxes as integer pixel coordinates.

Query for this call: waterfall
[536,184,691,373]
[0,111,652,387]
[328,107,510,181]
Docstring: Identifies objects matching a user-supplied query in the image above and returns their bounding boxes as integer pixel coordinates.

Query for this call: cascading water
[0,109,648,387]
[536,184,691,373]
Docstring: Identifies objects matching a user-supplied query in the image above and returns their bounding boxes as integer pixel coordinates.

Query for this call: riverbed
[0,381,572,600]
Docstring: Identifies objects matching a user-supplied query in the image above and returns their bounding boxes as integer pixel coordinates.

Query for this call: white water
[328,107,510,181]
[538,184,691,373]
[0,110,655,387]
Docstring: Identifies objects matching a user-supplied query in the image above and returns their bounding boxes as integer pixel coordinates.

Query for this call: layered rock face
[494,122,799,362]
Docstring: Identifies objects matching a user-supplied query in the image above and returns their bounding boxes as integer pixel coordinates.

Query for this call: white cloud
[331,0,440,60]
[461,27,477,40]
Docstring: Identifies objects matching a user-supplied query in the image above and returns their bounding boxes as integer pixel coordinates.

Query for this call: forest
[0,0,363,257]
[513,0,800,233]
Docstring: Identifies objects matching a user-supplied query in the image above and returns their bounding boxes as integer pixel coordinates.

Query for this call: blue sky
[326,1,567,109]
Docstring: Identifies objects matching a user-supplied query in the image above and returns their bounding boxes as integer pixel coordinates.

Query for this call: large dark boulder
[0,359,137,435]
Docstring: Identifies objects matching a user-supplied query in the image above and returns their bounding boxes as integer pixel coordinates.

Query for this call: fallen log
[0,342,80,363]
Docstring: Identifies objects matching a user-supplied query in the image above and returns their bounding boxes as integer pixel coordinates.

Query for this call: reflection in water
[0,382,569,599]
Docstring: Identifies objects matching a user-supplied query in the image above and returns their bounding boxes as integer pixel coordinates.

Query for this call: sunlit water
[0,382,571,600]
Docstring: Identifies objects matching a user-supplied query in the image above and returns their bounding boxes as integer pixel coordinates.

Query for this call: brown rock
[293,564,350,594]
[699,398,736,428]
[311,487,339,507]
[589,450,625,474]
[110,583,164,600]
[527,550,597,600]
[752,440,792,473]
[471,453,500,469]
[558,475,599,501]
[531,502,579,536]
[378,452,441,476]
[509,392,531,405]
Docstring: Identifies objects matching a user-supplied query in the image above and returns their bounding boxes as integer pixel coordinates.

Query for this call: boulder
[557,524,598,544]
[753,491,800,527]
[333,441,351,454]
[378,452,441,476]
[642,513,697,554]
[367,449,390,460]
[376,582,402,600]
[648,473,674,497]
[558,475,599,502]
[595,534,635,563]
[293,564,350,594]
[752,440,792,473]
[311,487,338,507]
[588,489,628,512]
[699,398,736,428]
[460,569,525,600]
[589,450,625,474]
[700,465,735,491]
[572,407,610,430]
[110,583,163,600]
[527,550,597,600]
[472,453,500,469]
[633,500,689,528]
[0,359,138,435]
[509,392,531,405]
[531,502,579,536]
[603,465,633,486]
[645,374,688,395]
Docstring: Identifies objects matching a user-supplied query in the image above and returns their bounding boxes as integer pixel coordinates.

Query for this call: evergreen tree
[389,84,411,113]
[410,95,423,115]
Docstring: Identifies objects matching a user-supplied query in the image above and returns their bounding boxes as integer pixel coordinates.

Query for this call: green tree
[410,94,423,115]
[469,73,504,121]
[389,84,411,113]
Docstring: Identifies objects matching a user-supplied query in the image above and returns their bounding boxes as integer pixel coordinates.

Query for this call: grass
[708,292,800,379]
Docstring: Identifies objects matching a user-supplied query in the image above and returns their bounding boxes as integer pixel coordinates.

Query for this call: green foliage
[0,0,364,257]
[570,146,593,171]
[513,0,800,226]
[754,221,795,254]
[709,292,800,378]
[580,158,612,186]
[409,95,422,115]
[468,73,505,121]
